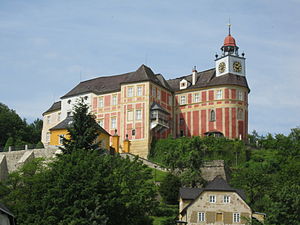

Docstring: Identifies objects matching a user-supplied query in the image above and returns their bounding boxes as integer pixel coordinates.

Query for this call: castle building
[42,28,249,158]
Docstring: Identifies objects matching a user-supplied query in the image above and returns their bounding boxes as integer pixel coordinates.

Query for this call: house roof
[43,101,61,115]
[0,202,14,217]
[167,68,250,92]
[180,176,247,215]
[150,102,170,114]
[61,65,172,99]
[49,117,111,136]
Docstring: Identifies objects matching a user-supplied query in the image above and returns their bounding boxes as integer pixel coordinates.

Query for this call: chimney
[192,66,197,85]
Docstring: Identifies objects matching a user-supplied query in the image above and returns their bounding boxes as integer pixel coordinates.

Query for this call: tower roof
[223,34,236,47]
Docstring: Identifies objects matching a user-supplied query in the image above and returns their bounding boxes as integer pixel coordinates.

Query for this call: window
[132,129,136,136]
[128,87,133,97]
[157,90,161,100]
[59,134,65,145]
[111,117,117,129]
[180,118,184,125]
[98,119,104,127]
[216,90,223,100]
[67,111,71,117]
[137,86,142,96]
[209,195,216,203]
[198,212,205,222]
[47,116,50,124]
[194,93,200,102]
[152,87,156,97]
[46,132,50,143]
[57,113,61,122]
[233,213,240,223]
[223,195,230,203]
[136,110,142,120]
[99,97,104,108]
[180,130,184,137]
[168,95,172,105]
[237,109,243,120]
[67,99,71,104]
[237,90,243,101]
[127,111,133,121]
[180,95,186,105]
[210,110,216,121]
[112,95,117,105]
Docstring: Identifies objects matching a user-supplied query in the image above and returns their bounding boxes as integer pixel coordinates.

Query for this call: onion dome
[223,34,236,47]
[221,24,239,55]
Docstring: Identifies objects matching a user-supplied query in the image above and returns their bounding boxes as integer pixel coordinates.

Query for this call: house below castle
[42,27,249,158]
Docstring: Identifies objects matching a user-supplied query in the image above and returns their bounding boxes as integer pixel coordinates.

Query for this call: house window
[216,90,223,100]
[237,108,243,120]
[157,90,161,100]
[132,129,136,136]
[198,212,205,222]
[98,119,104,127]
[111,117,117,129]
[180,118,184,125]
[99,97,104,108]
[67,111,71,117]
[57,113,61,122]
[223,195,230,203]
[127,111,133,121]
[136,110,142,120]
[194,93,200,102]
[137,86,143,96]
[59,134,65,145]
[67,99,71,104]
[168,96,172,105]
[112,95,117,105]
[47,116,50,124]
[46,132,50,143]
[152,87,156,97]
[180,96,186,105]
[209,195,216,203]
[128,87,133,97]
[233,213,240,223]
[237,90,243,101]
[210,110,216,121]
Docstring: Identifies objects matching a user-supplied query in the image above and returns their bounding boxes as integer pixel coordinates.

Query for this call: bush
[35,141,44,149]
[159,173,181,204]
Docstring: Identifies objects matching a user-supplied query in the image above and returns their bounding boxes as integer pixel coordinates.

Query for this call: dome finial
[228,18,231,35]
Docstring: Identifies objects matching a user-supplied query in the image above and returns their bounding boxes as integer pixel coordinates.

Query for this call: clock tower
[215,24,246,77]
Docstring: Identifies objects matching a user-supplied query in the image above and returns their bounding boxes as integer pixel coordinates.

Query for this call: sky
[0,0,299,135]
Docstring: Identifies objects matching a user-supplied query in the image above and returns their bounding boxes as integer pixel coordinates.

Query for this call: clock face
[233,61,242,72]
[218,62,226,73]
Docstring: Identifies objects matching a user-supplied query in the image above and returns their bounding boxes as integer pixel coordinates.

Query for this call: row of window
[179,89,244,105]
[127,86,143,97]
[209,195,230,203]
[99,95,118,108]
[198,212,240,223]
[98,117,117,129]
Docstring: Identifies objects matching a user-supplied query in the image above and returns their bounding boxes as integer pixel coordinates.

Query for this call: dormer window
[180,79,188,90]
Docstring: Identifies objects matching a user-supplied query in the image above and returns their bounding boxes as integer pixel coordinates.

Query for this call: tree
[61,99,102,154]
[159,173,181,204]
[4,137,14,151]
[0,150,157,225]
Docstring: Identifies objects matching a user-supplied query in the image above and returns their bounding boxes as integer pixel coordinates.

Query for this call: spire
[228,18,231,35]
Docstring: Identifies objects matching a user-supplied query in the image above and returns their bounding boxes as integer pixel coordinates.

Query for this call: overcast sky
[0,0,299,135]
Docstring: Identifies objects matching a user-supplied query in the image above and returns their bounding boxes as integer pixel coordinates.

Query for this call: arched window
[210,110,216,121]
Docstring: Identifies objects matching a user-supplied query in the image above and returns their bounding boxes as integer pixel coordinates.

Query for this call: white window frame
[198,212,205,222]
[98,119,104,127]
[210,110,216,121]
[137,86,143,96]
[112,95,117,105]
[233,213,240,223]
[216,90,223,100]
[237,108,243,120]
[46,132,50,143]
[223,195,230,203]
[209,195,216,203]
[99,97,104,108]
[59,134,65,145]
[180,95,186,105]
[157,89,161,100]
[111,117,117,129]
[194,93,200,103]
[136,109,142,120]
[127,111,133,122]
[152,87,156,97]
[238,90,243,101]
[127,87,134,97]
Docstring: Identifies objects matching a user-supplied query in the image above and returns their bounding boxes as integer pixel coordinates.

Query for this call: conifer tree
[61,98,101,154]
